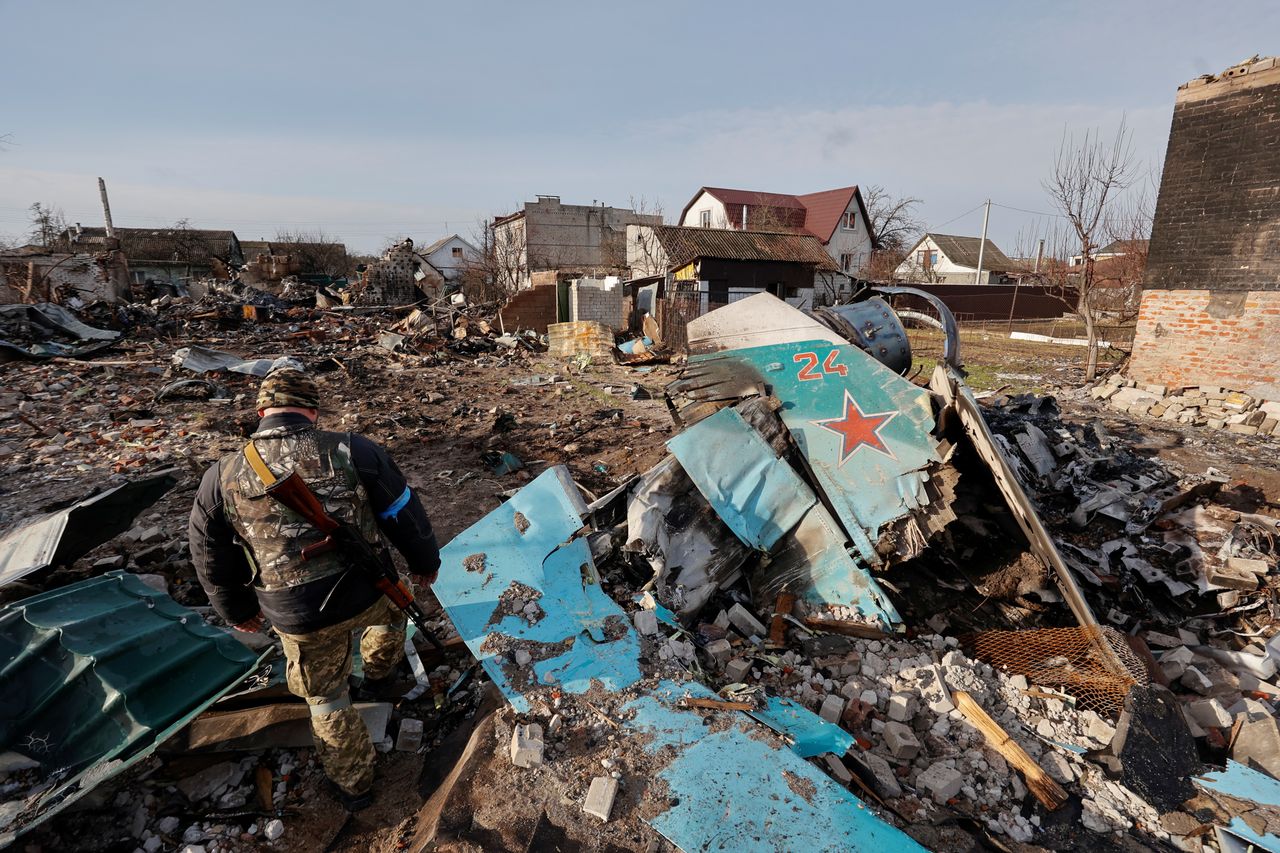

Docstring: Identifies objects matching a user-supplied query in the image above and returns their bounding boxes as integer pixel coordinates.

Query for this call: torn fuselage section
[656,292,962,629]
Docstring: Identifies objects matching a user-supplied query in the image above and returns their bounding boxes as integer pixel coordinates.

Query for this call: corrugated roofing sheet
[654,226,838,271]
[0,571,265,843]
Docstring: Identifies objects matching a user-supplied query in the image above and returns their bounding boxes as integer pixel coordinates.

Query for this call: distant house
[894,233,1022,284]
[0,245,131,303]
[627,224,844,308]
[418,234,480,284]
[677,185,876,276]
[58,224,243,287]
[1069,239,1148,267]
[492,196,663,290]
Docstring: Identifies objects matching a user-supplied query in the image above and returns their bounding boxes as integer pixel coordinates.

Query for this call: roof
[795,187,862,243]
[1096,239,1148,256]
[240,239,348,259]
[61,226,240,263]
[679,186,868,244]
[420,234,477,257]
[918,233,1021,271]
[653,225,838,271]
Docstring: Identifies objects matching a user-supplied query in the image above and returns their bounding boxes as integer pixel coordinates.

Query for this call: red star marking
[812,391,898,465]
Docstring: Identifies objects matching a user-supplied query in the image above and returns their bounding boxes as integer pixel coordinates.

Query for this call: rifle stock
[264,471,445,652]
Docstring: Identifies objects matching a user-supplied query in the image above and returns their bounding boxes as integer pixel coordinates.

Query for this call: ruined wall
[569,278,625,330]
[1130,57,1280,393]
[1130,289,1280,391]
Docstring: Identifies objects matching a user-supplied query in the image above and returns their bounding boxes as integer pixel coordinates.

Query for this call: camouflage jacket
[189,412,440,633]
[218,421,384,591]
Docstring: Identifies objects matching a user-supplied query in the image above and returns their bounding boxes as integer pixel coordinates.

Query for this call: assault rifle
[264,470,445,652]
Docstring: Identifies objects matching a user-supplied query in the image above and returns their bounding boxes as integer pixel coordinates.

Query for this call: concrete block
[704,638,733,666]
[1160,646,1194,680]
[724,658,752,682]
[917,762,964,803]
[822,753,853,784]
[1228,557,1271,577]
[583,776,619,821]
[395,718,424,752]
[632,610,659,636]
[819,694,846,724]
[887,692,915,723]
[510,723,544,768]
[1042,751,1074,784]
[861,751,902,798]
[1209,561,1260,590]
[883,721,920,760]
[1232,716,1280,779]
[1180,666,1214,695]
[1187,698,1232,729]
[726,603,766,638]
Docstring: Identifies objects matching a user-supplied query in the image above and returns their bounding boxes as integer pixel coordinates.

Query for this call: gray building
[492,196,662,290]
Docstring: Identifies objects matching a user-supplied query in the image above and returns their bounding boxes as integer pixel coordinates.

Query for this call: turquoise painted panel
[748,695,856,758]
[434,467,641,713]
[667,407,816,550]
[691,341,939,562]
[621,682,924,853]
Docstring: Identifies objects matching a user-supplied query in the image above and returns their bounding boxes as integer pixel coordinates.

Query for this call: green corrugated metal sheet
[0,571,265,844]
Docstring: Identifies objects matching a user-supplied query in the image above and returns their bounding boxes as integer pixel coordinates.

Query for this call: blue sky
[2,0,1276,253]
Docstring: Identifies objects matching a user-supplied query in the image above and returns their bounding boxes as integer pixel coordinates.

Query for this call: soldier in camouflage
[189,364,440,811]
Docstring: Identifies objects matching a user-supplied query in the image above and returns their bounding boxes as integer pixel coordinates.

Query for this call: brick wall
[498,285,557,333]
[1131,58,1280,391]
[1129,289,1280,390]
[569,279,625,330]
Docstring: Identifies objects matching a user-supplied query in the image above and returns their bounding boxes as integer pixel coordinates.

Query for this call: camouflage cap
[257,368,320,410]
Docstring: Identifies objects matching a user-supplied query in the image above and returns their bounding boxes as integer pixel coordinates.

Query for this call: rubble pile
[4,288,1280,851]
[1092,375,1280,437]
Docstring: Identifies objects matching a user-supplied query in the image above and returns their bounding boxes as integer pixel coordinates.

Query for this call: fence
[655,292,723,352]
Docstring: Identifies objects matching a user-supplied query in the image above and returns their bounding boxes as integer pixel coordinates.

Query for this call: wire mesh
[969,625,1148,718]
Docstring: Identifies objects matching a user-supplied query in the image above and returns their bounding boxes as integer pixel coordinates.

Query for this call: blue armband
[378,486,412,521]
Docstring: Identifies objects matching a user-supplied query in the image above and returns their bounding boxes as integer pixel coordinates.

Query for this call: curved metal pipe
[870,286,962,368]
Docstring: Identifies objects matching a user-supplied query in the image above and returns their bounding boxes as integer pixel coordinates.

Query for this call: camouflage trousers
[276,595,407,795]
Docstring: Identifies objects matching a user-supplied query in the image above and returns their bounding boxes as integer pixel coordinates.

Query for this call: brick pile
[1090,375,1280,437]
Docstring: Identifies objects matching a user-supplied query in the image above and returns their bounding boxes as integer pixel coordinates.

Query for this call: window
[918,250,937,269]
[840,253,854,272]
[699,210,711,228]
[451,247,463,258]
[842,211,856,230]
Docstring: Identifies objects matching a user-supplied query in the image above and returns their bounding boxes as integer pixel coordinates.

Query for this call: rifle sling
[243,440,278,488]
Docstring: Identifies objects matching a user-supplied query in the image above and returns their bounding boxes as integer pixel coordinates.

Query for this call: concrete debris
[583,776,619,822]
[510,723,545,768]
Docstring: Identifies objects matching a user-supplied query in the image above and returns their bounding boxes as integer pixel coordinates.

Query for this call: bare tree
[1043,118,1139,380]
[28,202,67,249]
[273,228,351,278]
[863,185,923,255]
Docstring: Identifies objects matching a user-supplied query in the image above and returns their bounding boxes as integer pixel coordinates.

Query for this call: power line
[928,202,987,230]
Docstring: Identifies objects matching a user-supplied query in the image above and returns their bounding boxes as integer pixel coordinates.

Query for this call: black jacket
[188,413,440,634]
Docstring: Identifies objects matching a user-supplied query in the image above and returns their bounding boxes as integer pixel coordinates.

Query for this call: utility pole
[973,199,990,284]
[98,177,115,238]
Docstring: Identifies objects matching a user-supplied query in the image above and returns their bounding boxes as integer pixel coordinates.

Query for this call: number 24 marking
[793,350,848,381]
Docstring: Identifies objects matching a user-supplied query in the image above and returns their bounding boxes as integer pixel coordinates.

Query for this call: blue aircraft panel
[691,340,940,563]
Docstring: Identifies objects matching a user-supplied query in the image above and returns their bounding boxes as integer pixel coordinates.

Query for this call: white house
[419,234,480,282]
[677,185,876,276]
[894,233,1022,284]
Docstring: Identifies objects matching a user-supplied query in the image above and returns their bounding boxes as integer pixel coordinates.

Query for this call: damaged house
[57,225,244,289]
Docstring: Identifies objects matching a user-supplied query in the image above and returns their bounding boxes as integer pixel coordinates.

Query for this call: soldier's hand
[411,572,437,588]
[233,611,266,633]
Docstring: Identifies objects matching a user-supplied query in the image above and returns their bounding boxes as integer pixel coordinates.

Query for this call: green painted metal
[0,571,265,844]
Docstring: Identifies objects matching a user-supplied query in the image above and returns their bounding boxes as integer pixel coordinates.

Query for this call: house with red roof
[677,186,876,276]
